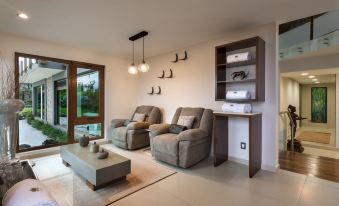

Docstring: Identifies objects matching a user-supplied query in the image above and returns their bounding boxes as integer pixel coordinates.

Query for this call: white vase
[0,99,25,163]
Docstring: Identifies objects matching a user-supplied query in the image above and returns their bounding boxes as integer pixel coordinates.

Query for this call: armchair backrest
[132,105,161,124]
[171,107,213,135]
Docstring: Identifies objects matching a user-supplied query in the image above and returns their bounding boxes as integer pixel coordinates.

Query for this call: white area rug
[31,144,176,206]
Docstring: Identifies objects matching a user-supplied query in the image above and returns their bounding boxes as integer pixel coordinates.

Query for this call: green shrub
[28,119,68,143]
[21,108,33,117]
[31,120,44,129]
[41,124,54,135]
[21,108,34,124]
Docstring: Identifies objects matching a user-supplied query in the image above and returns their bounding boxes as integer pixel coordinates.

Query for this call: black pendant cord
[132,41,135,65]
[142,37,145,62]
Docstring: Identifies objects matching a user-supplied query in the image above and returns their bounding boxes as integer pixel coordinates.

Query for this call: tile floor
[30,144,339,206]
[110,157,339,206]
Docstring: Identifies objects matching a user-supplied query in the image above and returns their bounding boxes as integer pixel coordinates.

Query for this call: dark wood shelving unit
[215,36,265,102]
[213,112,262,178]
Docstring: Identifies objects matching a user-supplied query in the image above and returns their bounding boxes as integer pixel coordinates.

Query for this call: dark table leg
[213,115,229,167]
[249,115,262,178]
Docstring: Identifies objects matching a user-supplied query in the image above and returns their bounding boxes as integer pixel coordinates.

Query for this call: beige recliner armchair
[149,107,213,168]
[111,105,161,150]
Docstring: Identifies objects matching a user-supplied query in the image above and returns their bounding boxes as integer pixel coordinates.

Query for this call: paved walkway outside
[19,119,48,147]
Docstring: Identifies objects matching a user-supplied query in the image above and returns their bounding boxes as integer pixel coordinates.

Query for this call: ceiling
[1,0,339,58]
[281,68,339,84]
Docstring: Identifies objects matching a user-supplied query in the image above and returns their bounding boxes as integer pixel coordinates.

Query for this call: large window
[15,53,105,152]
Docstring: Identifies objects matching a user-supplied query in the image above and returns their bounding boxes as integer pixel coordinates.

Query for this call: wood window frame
[15,52,105,153]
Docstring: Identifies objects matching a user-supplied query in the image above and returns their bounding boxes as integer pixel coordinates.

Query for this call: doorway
[278,9,339,182]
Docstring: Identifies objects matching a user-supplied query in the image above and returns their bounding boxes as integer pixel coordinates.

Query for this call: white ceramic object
[0,99,25,163]
[226,90,251,100]
[222,102,252,113]
[227,52,250,63]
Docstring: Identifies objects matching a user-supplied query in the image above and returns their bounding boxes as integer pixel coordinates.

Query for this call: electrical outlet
[240,142,246,150]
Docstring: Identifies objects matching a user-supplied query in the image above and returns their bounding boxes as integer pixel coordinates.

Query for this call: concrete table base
[60,144,131,191]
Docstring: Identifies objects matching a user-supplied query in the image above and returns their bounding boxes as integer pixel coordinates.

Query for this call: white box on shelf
[227,52,250,63]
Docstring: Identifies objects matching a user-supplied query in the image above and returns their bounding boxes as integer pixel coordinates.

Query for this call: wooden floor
[279,151,339,183]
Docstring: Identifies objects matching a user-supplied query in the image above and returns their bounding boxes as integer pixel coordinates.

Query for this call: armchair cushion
[149,123,170,136]
[169,124,187,134]
[127,122,150,130]
[153,133,179,157]
[123,119,135,126]
[177,129,209,142]
[111,119,127,128]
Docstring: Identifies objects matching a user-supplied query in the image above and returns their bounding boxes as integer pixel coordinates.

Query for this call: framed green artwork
[311,87,327,123]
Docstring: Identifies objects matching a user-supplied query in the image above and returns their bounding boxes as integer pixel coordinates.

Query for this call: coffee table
[60,144,131,191]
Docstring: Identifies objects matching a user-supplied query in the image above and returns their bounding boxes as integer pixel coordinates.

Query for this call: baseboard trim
[228,156,249,165]
[262,163,279,172]
[228,156,278,173]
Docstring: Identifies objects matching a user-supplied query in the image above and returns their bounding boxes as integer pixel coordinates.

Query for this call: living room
[1,1,339,206]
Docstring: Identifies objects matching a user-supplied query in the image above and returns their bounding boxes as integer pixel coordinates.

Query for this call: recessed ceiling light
[301,72,309,76]
[315,81,320,84]
[17,12,28,19]
[308,75,315,78]
[312,79,318,81]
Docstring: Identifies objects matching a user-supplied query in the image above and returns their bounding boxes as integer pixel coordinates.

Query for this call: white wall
[137,23,279,170]
[0,32,139,138]
[280,51,339,73]
[300,83,335,129]
[279,77,300,150]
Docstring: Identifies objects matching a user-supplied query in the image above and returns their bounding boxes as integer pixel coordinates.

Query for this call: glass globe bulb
[138,61,149,73]
[128,64,138,75]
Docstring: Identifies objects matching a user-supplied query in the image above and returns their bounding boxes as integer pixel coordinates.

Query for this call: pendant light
[138,36,149,73]
[128,41,138,75]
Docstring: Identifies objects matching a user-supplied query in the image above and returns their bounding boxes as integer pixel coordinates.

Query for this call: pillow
[132,113,146,122]
[123,119,136,126]
[177,115,195,129]
[169,124,188,134]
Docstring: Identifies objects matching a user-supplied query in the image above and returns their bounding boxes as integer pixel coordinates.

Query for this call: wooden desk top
[213,111,262,118]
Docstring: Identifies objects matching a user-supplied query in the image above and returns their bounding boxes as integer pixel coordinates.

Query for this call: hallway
[279,151,339,183]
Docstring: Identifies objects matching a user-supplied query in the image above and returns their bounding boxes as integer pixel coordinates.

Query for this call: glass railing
[279,29,339,60]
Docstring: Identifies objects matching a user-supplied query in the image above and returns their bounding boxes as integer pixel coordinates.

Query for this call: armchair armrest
[177,129,209,142]
[149,123,170,136]
[127,122,150,130]
[111,119,127,128]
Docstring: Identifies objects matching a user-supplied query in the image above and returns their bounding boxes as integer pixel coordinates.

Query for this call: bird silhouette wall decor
[148,86,162,95]
[171,51,188,63]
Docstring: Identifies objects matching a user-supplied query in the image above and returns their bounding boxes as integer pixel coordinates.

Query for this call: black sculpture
[287,105,306,153]
[172,53,179,63]
[156,86,161,95]
[179,51,188,61]
[166,69,173,78]
[231,71,249,80]
[148,87,154,95]
[158,70,165,79]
